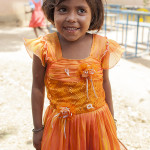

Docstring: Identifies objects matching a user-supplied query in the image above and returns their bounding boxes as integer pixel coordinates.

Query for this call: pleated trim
[101,39,125,69]
[41,103,127,150]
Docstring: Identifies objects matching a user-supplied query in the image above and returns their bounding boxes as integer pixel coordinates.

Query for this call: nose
[66,11,77,23]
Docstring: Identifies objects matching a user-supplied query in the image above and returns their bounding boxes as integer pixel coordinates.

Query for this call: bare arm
[103,69,114,118]
[32,54,45,129]
[32,55,45,150]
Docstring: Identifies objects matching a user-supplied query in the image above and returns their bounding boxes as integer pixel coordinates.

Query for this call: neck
[57,32,89,45]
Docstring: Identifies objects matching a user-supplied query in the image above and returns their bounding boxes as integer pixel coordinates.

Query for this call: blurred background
[0,0,149,27]
[0,0,150,150]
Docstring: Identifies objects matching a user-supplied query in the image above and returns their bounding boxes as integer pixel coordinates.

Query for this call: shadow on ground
[127,56,150,68]
[0,26,37,52]
[0,126,17,140]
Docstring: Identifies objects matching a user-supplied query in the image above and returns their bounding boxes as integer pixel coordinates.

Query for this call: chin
[63,36,80,42]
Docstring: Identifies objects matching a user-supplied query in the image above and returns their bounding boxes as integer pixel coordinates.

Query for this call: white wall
[0,0,29,26]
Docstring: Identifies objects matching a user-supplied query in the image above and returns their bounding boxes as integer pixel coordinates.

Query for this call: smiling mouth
[64,27,80,32]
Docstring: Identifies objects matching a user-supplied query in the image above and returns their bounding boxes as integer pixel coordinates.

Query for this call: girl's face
[54,0,92,42]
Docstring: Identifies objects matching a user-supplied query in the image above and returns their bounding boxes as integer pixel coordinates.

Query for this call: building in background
[0,0,31,26]
[0,0,149,26]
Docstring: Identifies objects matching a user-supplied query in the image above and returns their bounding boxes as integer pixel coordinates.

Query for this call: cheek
[88,13,92,24]
[54,17,61,28]
[88,15,92,25]
[81,16,92,28]
[54,14,65,25]
[54,11,61,25]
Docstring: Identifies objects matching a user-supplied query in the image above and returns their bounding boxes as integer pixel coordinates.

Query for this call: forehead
[57,0,90,8]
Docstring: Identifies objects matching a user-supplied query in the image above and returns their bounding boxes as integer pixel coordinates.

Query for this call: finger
[33,143,41,150]
[35,146,41,150]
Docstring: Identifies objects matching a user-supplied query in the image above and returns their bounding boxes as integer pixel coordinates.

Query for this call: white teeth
[66,27,78,30]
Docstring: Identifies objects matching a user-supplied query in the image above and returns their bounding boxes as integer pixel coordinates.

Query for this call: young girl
[27,0,47,37]
[24,0,127,149]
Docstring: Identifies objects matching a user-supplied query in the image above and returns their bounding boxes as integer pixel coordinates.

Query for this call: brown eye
[58,8,67,13]
[78,9,86,14]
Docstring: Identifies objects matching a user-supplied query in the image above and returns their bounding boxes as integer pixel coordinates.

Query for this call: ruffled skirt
[29,11,46,27]
[41,103,127,150]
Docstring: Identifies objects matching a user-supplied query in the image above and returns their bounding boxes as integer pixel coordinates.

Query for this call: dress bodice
[24,32,124,114]
[24,32,127,150]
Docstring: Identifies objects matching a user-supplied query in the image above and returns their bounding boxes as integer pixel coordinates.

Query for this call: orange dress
[29,0,46,28]
[24,32,127,150]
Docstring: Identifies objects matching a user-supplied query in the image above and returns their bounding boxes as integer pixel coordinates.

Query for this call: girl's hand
[33,130,43,150]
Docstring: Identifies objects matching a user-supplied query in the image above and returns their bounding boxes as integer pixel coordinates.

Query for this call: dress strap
[90,34,107,61]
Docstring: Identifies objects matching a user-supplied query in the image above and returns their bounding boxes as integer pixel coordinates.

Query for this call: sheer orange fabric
[24,32,127,150]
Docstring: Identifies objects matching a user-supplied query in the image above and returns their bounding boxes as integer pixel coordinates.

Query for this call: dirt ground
[0,26,150,150]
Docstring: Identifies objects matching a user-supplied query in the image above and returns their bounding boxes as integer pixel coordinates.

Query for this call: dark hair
[42,0,104,31]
